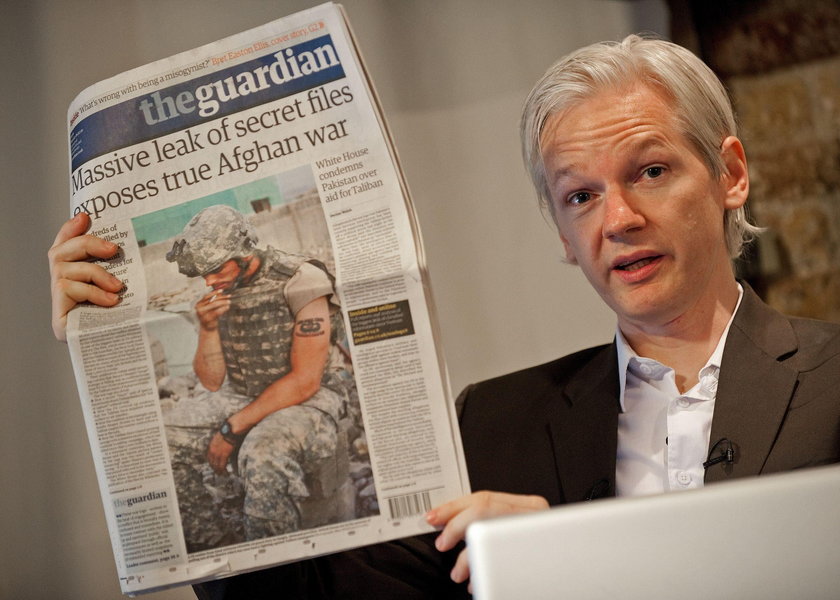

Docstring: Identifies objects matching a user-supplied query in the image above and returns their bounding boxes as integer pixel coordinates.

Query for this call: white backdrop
[0,1,667,598]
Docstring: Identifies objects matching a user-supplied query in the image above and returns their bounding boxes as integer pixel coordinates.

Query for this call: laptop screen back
[467,465,840,600]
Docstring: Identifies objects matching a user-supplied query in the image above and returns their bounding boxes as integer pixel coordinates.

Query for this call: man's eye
[568,191,591,205]
[644,166,664,178]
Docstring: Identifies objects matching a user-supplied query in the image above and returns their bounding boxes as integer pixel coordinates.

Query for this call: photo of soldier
[139,184,372,553]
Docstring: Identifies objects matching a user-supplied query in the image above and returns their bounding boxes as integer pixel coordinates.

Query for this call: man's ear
[559,233,578,265]
[720,136,749,210]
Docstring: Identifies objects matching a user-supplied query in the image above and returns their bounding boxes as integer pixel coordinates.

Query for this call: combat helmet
[166,205,258,277]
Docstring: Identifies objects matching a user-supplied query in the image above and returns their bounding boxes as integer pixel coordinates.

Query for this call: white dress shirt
[615,285,744,497]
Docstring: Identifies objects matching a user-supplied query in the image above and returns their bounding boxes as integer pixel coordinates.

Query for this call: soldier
[162,204,353,550]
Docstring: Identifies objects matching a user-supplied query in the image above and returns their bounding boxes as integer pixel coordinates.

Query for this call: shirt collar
[616,283,744,411]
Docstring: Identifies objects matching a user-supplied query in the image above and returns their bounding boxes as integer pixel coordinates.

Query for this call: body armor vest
[217,248,345,398]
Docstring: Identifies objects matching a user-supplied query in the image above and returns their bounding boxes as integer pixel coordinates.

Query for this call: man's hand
[48,213,124,341]
[206,431,236,474]
[426,491,549,586]
[195,290,232,331]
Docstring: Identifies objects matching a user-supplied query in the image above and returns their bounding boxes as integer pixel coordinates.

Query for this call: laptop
[467,464,840,600]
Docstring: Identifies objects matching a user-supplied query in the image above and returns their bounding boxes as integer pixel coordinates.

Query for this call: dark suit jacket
[197,285,840,599]
[458,284,840,504]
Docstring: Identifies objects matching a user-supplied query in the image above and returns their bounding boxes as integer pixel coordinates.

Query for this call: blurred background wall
[671,0,840,321]
[2,1,835,599]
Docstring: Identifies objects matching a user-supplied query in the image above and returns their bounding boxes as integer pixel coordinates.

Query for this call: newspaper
[64,3,468,594]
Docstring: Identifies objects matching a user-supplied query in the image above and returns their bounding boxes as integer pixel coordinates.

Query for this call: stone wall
[672,0,840,322]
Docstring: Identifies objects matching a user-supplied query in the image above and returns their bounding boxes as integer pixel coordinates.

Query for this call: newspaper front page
[64,3,468,594]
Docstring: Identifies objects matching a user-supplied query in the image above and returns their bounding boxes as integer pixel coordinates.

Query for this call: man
[428,33,840,586]
[50,34,839,597]
[160,204,356,549]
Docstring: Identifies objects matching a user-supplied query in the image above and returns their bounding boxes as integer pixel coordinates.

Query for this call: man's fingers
[428,490,548,524]
[196,297,232,330]
[52,261,124,292]
[198,298,231,313]
[450,548,471,585]
[207,434,233,474]
[53,277,122,305]
[48,214,125,342]
[428,491,548,552]
[432,503,480,552]
[51,213,118,261]
[50,256,124,342]
[51,213,91,247]
[49,214,120,270]
[425,491,549,587]
[49,234,120,268]
[51,279,121,340]
[200,291,231,302]
[426,493,475,526]
[51,279,122,323]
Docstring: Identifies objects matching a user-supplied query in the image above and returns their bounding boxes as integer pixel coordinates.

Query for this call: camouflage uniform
[164,207,352,551]
[164,383,344,548]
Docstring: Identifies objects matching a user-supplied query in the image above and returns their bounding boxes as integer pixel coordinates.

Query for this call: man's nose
[602,188,645,239]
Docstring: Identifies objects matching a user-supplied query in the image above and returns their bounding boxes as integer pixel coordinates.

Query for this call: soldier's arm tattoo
[295,317,326,337]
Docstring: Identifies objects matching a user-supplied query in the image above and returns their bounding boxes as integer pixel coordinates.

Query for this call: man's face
[540,83,746,331]
[203,258,243,292]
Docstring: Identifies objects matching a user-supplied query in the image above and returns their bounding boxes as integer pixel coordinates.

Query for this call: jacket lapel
[546,343,620,502]
[705,286,800,483]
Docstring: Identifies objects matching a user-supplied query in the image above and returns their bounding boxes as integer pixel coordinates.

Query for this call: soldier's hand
[207,432,235,474]
[196,291,231,331]
[49,213,124,341]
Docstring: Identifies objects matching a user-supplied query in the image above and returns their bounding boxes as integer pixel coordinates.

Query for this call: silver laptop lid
[467,465,840,600]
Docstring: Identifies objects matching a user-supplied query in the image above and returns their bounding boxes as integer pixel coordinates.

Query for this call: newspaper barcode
[388,491,432,519]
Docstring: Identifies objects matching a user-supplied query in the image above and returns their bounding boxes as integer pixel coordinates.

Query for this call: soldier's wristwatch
[219,419,247,446]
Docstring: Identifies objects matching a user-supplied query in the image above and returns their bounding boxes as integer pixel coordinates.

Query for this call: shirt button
[640,363,654,376]
[677,397,690,408]
[677,472,692,486]
[701,376,718,395]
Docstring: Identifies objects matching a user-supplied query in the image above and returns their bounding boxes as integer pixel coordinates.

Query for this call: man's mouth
[614,256,660,272]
